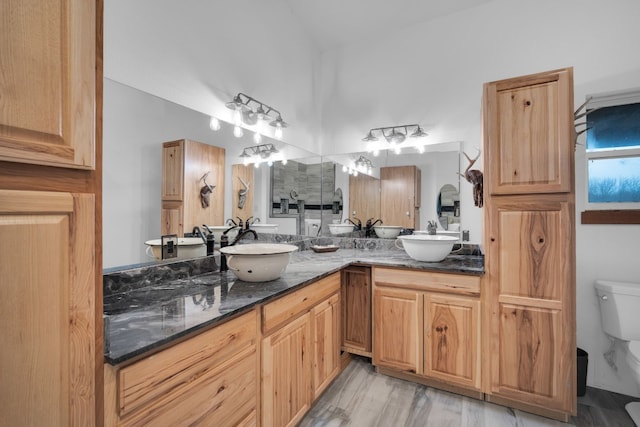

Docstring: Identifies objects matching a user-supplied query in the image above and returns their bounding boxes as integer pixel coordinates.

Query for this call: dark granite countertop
[104,246,483,365]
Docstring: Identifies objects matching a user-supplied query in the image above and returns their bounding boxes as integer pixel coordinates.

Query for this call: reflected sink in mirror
[328,223,355,235]
[395,234,458,262]
[373,225,402,239]
[414,229,461,242]
[218,243,298,282]
[250,223,279,234]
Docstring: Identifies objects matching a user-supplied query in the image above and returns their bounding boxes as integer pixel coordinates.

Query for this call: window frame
[581,88,640,224]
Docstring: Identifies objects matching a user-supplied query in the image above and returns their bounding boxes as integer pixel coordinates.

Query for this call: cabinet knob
[490,237,495,242]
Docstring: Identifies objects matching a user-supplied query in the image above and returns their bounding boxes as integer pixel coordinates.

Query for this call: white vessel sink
[250,223,279,233]
[328,223,354,235]
[145,237,206,260]
[414,229,461,242]
[395,234,458,262]
[373,225,403,239]
[219,243,298,282]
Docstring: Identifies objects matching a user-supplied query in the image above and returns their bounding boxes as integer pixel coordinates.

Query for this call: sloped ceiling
[282,0,493,51]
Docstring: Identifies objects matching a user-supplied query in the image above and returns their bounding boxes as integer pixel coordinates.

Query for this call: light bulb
[342,165,347,173]
[281,158,288,165]
[255,118,264,135]
[275,126,283,139]
[353,170,358,177]
[267,160,273,167]
[243,157,250,166]
[253,132,262,144]
[394,145,401,155]
[233,125,243,138]
[254,161,260,169]
[233,110,242,126]
[209,117,220,131]
[417,145,425,154]
[373,148,380,157]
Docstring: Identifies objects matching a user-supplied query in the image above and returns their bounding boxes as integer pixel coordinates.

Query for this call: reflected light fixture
[209,117,221,131]
[226,92,289,139]
[362,124,427,154]
[238,143,281,167]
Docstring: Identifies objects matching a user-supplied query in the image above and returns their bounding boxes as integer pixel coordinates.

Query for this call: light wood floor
[300,357,637,427]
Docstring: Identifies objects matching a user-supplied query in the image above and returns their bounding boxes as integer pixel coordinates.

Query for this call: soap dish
[311,245,339,253]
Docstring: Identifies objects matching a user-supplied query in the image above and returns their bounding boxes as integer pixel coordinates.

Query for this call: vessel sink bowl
[395,234,458,262]
[373,225,403,239]
[145,237,206,260]
[328,224,354,235]
[250,223,279,233]
[414,230,461,242]
[203,225,240,243]
[219,243,298,282]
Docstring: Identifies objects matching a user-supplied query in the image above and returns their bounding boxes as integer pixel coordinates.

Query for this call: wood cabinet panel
[262,312,312,427]
[161,201,183,236]
[262,273,340,334]
[484,68,573,194]
[312,293,341,398]
[425,293,480,389]
[161,141,184,200]
[373,287,422,374]
[120,347,256,427]
[348,173,380,220]
[374,266,480,296]
[380,166,421,229]
[341,266,372,355]
[0,190,95,426]
[0,0,95,169]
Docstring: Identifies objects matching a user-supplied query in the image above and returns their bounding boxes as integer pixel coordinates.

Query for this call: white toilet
[595,280,640,425]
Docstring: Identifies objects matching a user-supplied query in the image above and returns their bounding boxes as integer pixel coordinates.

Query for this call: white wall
[104,0,640,396]
[104,0,322,155]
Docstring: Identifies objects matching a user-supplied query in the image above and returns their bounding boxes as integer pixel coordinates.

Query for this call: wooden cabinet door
[0,0,95,169]
[161,201,184,236]
[348,173,380,220]
[380,166,420,229]
[485,194,575,416]
[373,286,422,374]
[483,68,573,195]
[424,293,480,390]
[0,190,95,426]
[341,266,372,356]
[311,293,341,399]
[161,141,184,200]
[262,312,312,427]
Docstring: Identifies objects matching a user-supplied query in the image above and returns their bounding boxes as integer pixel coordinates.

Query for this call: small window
[585,91,640,208]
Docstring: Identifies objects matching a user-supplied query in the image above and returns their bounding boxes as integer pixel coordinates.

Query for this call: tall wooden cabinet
[482,68,576,421]
[380,166,421,229]
[161,139,225,236]
[0,0,102,425]
[348,174,380,221]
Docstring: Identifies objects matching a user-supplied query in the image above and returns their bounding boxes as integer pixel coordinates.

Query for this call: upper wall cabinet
[483,68,573,194]
[0,0,96,169]
[161,139,225,236]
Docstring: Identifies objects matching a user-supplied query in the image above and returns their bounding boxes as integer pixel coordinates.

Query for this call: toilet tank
[595,280,640,341]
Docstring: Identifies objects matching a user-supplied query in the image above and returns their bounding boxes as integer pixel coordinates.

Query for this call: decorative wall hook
[458,148,483,208]
[237,176,250,209]
[199,172,216,208]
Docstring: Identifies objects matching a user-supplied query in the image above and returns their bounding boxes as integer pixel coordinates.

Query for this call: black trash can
[577,348,588,396]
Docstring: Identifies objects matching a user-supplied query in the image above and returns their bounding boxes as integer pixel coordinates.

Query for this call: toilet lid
[629,341,640,361]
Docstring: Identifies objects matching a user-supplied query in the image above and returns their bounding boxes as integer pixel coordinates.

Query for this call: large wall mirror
[103,79,463,267]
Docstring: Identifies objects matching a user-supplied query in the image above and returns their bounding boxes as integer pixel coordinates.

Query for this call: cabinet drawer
[121,346,257,427]
[118,310,256,418]
[262,273,340,334]
[373,267,480,296]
